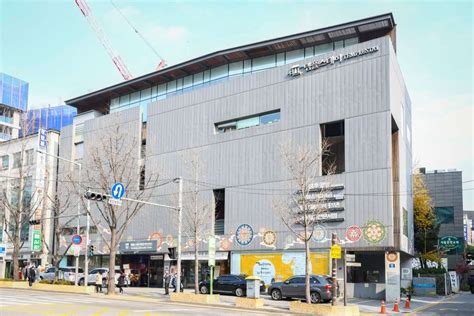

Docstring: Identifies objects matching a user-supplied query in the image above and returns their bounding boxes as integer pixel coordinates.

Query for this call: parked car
[79,268,130,287]
[268,275,338,303]
[40,266,84,283]
[468,266,474,294]
[199,274,265,297]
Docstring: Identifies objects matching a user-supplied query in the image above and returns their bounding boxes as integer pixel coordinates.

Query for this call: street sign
[108,198,123,206]
[38,128,48,151]
[208,237,216,266]
[0,244,5,258]
[345,254,355,262]
[111,182,125,199]
[31,229,42,252]
[346,262,361,267]
[330,244,342,259]
[72,234,82,245]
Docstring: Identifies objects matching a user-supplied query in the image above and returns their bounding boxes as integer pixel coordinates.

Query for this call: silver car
[40,266,84,283]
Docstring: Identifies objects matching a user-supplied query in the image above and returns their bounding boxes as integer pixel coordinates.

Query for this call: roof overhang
[66,13,395,113]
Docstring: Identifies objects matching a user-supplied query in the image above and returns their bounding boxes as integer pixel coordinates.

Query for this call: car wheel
[235,287,244,297]
[271,289,282,300]
[310,292,321,304]
[200,285,208,294]
[79,279,84,286]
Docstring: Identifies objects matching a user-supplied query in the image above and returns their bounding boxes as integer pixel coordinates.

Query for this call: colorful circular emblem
[312,225,327,243]
[236,224,254,246]
[262,230,277,246]
[345,225,362,242]
[387,252,398,262]
[363,220,386,244]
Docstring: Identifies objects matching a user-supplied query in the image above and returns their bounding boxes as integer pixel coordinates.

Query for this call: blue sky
[1,0,473,209]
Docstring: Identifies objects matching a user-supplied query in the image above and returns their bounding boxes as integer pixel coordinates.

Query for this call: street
[416,292,474,316]
[0,288,287,316]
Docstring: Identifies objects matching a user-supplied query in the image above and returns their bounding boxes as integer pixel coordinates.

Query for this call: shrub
[413,267,446,275]
[0,278,25,282]
[39,279,74,285]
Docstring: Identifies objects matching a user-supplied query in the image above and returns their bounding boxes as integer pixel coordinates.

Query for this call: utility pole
[331,232,338,306]
[84,199,91,286]
[176,177,183,293]
[343,248,347,306]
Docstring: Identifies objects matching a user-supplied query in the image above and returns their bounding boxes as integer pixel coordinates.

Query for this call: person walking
[95,271,103,293]
[171,273,177,292]
[28,264,36,287]
[164,271,170,295]
[117,270,125,294]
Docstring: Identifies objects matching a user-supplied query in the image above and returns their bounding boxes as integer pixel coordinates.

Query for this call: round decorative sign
[345,225,363,242]
[312,225,327,243]
[387,252,398,262]
[363,220,386,244]
[262,230,277,247]
[235,224,254,246]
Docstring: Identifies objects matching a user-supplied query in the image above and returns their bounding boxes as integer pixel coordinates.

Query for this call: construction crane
[74,0,133,80]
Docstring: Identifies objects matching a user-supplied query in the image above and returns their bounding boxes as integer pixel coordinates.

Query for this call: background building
[418,168,464,270]
[62,14,412,301]
[0,73,29,142]
[25,105,77,136]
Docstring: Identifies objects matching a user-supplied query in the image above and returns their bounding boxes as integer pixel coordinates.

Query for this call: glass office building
[26,105,77,135]
[0,73,28,112]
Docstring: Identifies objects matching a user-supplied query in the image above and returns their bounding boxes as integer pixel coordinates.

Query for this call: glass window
[158,83,166,96]
[13,152,21,168]
[260,111,280,125]
[75,143,84,160]
[203,70,210,83]
[183,76,193,89]
[237,116,259,129]
[334,40,344,50]
[215,121,237,134]
[25,149,34,166]
[193,72,204,85]
[285,49,304,64]
[276,53,285,66]
[435,207,454,224]
[243,59,252,73]
[141,88,151,100]
[305,47,314,58]
[151,86,158,97]
[1,155,8,170]
[403,208,408,237]
[252,55,276,72]
[229,61,243,76]
[130,91,140,104]
[119,94,130,106]
[167,80,177,93]
[211,65,228,81]
[344,37,359,47]
[110,97,119,109]
[314,43,333,56]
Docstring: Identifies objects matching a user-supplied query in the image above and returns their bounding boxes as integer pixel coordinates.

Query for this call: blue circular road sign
[111,182,125,199]
[72,234,82,245]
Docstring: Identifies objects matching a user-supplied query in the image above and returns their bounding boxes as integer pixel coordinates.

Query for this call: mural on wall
[363,220,386,244]
[232,252,330,285]
[261,230,277,249]
[312,224,328,243]
[148,231,164,251]
[235,224,254,246]
[345,225,363,242]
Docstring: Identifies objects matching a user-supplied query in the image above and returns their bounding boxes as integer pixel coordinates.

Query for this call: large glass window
[229,61,243,76]
[215,110,280,134]
[321,120,345,175]
[1,155,8,170]
[236,116,259,129]
[435,207,454,224]
[211,65,228,81]
[13,152,21,168]
[285,49,304,64]
[314,43,333,56]
[252,55,276,72]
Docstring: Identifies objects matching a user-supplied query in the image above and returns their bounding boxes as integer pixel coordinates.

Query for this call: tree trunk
[194,231,199,294]
[304,227,311,304]
[108,227,117,295]
[12,242,20,281]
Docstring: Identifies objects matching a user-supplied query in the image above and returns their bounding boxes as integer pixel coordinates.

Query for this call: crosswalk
[0,291,105,308]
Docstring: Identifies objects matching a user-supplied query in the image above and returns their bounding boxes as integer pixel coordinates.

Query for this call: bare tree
[75,119,160,294]
[273,140,334,304]
[181,152,211,294]
[0,115,39,280]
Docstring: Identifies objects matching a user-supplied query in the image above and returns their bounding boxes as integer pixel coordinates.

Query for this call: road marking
[91,307,110,316]
[117,310,130,316]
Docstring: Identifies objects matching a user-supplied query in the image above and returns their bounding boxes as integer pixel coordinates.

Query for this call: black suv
[199,274,265,297]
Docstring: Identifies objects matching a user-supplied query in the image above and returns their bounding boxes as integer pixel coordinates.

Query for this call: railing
[0,132,12,141]
[0,116,13,124]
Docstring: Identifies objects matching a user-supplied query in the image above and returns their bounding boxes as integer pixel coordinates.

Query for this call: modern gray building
[62,13,413,301]
[418,168,464,270]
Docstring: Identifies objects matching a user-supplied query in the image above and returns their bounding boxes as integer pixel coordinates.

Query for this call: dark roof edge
[66,13,394,104]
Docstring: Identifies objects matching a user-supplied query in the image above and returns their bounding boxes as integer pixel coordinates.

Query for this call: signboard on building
[38,128,48,151]
[0,244,5,258]
[295,183,345,224]
[31,229,42,252]
[330,245,341,259]
[119,240,158,253]
[439,236,461,250]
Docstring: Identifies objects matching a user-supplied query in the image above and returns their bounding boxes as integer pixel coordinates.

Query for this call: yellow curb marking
[91,307,109,316]
[117,310,130,316]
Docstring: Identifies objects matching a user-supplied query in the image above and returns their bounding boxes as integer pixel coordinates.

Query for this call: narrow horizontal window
[215,110,280,134]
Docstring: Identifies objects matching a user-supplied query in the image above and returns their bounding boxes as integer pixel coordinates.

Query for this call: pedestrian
[117,269,125,294]
[28,264,36,287]
[164,271,170,295]
[171,273,177,292]
[95,271,103,293]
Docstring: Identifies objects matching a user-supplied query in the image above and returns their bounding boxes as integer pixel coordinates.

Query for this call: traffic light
[168,247,176,260]
[29,219,41,225]
[88,244,95,257]
[84,190,108,202]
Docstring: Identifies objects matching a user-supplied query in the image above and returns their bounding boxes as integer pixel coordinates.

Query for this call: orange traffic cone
[392,298,400,312]
[380,300,387,314]
[404,296,411,309]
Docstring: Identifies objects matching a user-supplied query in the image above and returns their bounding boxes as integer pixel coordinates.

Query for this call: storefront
[178,251,229,288]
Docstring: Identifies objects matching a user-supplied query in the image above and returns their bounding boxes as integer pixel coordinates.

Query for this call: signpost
[72,234,83,245]
[31,229,42,252]
[208,237,216,295]
[109,182,125,206]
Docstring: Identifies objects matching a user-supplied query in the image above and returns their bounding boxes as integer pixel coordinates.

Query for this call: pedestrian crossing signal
[29,219,41,225]
[88,245,94,257]
[84,190,107,202]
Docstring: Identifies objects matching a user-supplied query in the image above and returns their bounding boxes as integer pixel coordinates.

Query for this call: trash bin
[245,276,261,299]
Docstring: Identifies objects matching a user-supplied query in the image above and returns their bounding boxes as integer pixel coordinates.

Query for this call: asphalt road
[417,292,474,315]
[0,288,287,316]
